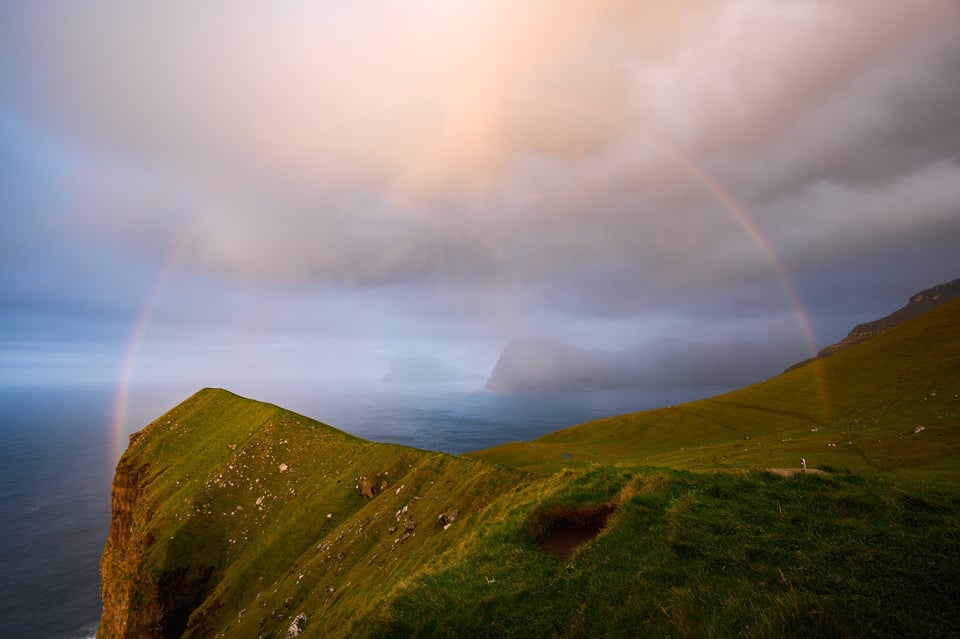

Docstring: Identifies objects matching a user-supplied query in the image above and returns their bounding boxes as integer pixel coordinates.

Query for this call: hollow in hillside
[537,504,616,560]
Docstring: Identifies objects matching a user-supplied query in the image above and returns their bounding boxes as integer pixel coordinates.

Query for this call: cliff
[816,277,960,358]
[97,389,524,638]
[485,337,807,391]
[98,458,153,636]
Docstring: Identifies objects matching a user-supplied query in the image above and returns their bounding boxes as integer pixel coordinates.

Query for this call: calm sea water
[0,381,729,638]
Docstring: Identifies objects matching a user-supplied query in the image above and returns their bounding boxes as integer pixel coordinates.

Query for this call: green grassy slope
[469,297,960,479]
[100,298,960,638]
[101,389,529,638]
[358,466,960,638]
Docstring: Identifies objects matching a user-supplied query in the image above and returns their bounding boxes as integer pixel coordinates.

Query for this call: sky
[2,0,959,388]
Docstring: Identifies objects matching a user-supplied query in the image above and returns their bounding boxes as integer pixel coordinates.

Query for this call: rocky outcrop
[816,278,960,359]
[286,612,308,637]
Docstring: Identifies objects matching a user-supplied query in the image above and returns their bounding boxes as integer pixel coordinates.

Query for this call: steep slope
[98,389,526,638]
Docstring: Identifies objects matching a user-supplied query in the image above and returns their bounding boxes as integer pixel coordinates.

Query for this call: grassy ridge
[469,297,960,478]
[102,298,960,638]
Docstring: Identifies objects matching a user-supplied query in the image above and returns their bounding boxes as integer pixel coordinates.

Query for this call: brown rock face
[817,278,960,359]
[97,456,216,639]
[97,457,154,638]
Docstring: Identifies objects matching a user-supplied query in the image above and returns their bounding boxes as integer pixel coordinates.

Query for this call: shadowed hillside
[99,298,960,638]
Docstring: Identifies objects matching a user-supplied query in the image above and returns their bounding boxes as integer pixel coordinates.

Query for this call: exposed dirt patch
[537,504,616,560]
[767,468,828,477]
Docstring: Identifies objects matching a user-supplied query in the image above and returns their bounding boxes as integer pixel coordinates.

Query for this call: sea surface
[0,381,730,638]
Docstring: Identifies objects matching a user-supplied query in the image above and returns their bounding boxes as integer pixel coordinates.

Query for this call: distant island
[486,337,807,391]
[382,357,485,383]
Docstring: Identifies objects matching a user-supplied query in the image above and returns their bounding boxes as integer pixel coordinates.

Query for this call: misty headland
[485,336,807,391]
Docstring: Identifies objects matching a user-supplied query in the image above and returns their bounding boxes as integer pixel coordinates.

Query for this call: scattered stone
[439,509,460,528]
[391,531,413,550]
[286,612,307,638]
[913,425,926,434]
[279,463,289,472]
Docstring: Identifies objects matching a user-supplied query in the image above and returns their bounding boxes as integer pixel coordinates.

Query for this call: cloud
[3,0,959,345]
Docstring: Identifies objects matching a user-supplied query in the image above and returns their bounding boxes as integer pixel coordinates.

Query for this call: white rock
[286,612,307,637]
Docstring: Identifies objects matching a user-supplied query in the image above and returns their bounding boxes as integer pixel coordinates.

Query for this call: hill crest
[817,277,960,358]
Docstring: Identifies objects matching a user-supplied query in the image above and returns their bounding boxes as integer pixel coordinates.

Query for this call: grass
[354,467,960,638]
[99,298,960,638]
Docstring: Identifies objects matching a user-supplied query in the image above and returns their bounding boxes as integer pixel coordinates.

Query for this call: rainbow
[644,133,819,351]
[109,241,187,466]
[640,133,832,417]
[530,96,831,414]
[109,102,832,466]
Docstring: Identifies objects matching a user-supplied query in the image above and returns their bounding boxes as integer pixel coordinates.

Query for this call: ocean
[0,381,729,638]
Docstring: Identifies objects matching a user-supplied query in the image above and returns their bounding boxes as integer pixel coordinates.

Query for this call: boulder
[286,612,307,637]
